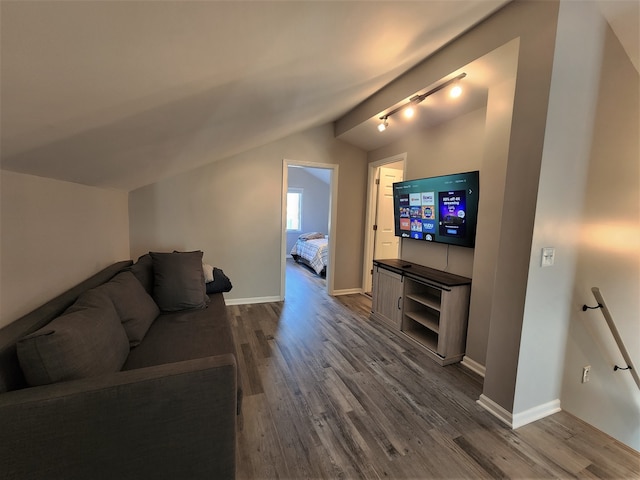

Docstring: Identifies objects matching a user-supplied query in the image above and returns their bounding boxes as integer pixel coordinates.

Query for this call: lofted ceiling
[0,0,510,191]
[1,1,637,192]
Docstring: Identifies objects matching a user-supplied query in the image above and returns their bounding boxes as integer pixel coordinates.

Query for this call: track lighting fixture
[377,72,466,132]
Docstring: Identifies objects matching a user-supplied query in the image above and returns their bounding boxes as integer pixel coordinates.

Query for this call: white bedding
[290,237,328,275]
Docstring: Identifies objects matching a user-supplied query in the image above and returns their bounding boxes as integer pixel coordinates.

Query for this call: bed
[290,233,328,276]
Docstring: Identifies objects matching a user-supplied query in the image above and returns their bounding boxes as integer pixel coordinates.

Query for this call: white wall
[554,4,639,450]
[129,124,367,302]
[0,171,130,327]
[514,0,607,425]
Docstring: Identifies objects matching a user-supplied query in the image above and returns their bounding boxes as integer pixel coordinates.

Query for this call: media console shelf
[371,259,471,366]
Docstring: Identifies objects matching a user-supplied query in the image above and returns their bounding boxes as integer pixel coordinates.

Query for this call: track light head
[403,106,415,119]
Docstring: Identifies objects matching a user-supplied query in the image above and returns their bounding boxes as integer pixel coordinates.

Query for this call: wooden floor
[228,259,639,479]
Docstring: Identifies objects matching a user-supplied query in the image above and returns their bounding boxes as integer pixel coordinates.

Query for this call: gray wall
[129,124,367,301]
[0,171,130,327]
[354,0,639,449]
[340,0,561,420]
[286,167,330,253]
[358,0,560,415]
[369,107,486,277]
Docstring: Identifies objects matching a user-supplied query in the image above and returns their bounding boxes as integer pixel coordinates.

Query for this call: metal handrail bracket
[584,287,640,390]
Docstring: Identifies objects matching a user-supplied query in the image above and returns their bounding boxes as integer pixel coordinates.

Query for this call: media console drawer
[371,259,471,366]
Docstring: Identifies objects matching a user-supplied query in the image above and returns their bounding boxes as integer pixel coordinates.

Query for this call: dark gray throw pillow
[150,251,208,312]
[17,301,129,387]
[102,271,160,346]
[65,284,115,312]
[126,253,154,295]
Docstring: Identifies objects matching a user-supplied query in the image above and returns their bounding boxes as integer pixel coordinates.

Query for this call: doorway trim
[362,153,407,293]
[282,159,339,299]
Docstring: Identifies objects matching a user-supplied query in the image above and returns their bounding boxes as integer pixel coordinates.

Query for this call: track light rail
[379,72,467,123]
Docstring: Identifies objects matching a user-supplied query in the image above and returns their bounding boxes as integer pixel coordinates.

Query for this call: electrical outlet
[582,365,591,383]
[541,247,555,267]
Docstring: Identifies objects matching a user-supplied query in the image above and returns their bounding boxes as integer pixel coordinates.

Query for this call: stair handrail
[583,287,639,390]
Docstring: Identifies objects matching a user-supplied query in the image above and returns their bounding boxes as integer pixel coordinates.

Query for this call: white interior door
[374,166,403,260]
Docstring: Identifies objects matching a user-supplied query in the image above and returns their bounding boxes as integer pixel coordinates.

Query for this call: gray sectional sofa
[0,251,241,480]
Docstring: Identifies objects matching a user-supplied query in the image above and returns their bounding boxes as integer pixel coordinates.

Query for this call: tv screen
[393,170,480,248]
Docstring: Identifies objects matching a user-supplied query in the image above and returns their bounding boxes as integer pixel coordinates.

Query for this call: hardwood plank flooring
[229,259,639,479]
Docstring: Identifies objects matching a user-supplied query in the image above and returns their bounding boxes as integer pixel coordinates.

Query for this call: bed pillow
[206,267,233,294]
[102,271,160,346]
[150,251,208,312]
[298,232,325,241]
[17,301,129,387]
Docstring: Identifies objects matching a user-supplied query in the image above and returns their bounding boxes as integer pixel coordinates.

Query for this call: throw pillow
[202,263,214,283]
[126,253,154,295]
[102,271,160,346]
[150,251,208,312]
[17,301,129,387]
[206,267,233,294]
[65,284,115,312]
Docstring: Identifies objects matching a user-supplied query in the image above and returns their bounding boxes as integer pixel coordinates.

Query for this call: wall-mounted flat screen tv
[393,170,480,248]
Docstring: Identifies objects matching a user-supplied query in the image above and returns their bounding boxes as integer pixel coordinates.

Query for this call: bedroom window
[286,188,303,231]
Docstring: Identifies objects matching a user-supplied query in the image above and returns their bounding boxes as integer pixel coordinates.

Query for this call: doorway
[363,153,406,294]
[281,159,339,298]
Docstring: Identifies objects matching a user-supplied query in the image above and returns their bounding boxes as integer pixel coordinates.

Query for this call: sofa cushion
[122,292,242,415]
[150,251,208,312]
[16,299,129,387]
[103,271,160,346]
[122,294,235,369]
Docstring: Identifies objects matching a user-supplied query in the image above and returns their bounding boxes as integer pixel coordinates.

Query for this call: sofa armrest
[0,354,237,480]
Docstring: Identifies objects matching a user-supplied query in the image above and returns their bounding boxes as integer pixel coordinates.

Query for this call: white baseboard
[224,295,282,306]
[225,288,365,304]
[477,394,562,429]
[332,288,364,296]
[461,356,486,377]
[512,399,561,429]
[477,394,513,427]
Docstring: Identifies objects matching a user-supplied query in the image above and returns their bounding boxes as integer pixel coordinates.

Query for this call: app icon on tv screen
[439,190,467,238]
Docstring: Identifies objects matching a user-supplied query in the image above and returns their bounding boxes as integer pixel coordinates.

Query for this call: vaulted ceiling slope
[0,0,511,191]
[3,1,638,192]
